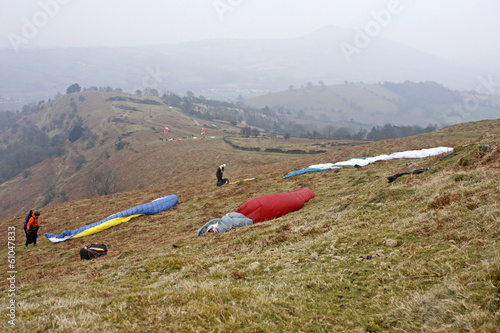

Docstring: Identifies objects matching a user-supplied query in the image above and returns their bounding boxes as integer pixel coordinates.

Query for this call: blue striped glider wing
[44,194,178,243]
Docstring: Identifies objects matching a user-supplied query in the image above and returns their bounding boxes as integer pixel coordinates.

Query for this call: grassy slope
[1,120,499,332]
[0,91,310,218]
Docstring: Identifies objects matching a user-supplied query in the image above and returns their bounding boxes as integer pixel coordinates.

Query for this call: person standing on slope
[216,164,229,186]
[24,210,40,249]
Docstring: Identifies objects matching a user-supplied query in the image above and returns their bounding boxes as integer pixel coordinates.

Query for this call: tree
[322,125,335,138]
[334,127,351,140]
[144,87,158,96]
[181,99,193,114]
[240,126,252,137]
[40,178,59,207]
[74,155,86,171]
[236,94,245,108]
[352,128,367,140]
[66,83,81,94]
[69,125,84,142]
[88,166,121,196]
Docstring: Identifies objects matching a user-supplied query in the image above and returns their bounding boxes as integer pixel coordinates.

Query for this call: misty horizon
[1,0,500,67]
[1,0,500,112]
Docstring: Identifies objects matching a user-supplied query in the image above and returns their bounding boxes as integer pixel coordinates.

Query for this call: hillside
[244,82,500,127]
[0,119,498,331]
[0,90,352,218]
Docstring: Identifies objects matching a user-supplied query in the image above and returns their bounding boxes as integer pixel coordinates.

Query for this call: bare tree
[88,166,122,196]
[40,177,59,207]
[240,126,252,137]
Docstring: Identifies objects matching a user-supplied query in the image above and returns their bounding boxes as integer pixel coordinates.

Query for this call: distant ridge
[244,82,500,127]
[0,25,490,110]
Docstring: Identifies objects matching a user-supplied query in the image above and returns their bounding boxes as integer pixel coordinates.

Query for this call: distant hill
[1,25,494,110]
[243,81,500,127]
[0,91,225,217]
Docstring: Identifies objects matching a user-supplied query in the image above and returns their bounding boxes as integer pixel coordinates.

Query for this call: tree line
[292,123,438,141]
[0,93,94,185]
[159,90,440,141]
[0,126,65,184]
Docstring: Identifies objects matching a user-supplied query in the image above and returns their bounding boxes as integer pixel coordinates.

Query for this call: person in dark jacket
[216,164,229,186]
[25,211,40,249]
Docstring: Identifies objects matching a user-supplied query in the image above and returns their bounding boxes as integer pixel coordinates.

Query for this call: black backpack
[80,243,108,260]
[24,210,33,231]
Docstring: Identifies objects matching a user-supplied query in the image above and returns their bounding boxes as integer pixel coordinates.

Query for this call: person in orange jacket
[24,211,40,249]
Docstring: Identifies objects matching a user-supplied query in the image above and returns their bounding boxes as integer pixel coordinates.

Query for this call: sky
[1,0,500,63]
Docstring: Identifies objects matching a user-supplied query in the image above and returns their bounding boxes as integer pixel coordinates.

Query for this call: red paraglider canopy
[236,187,314,223]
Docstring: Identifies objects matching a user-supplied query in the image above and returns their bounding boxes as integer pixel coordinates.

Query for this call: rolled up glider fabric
[196,212,253,236]
[283,147,453,178]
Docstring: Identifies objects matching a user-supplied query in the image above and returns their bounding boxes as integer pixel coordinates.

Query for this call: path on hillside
[171,108,200,126]
[143,107,201,135]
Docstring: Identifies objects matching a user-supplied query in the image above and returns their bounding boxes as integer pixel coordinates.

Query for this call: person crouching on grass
[25,211,40,249]
[216,164,229,186]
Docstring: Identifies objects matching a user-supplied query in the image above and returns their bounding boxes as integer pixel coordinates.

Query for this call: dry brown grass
[0,119,499,332]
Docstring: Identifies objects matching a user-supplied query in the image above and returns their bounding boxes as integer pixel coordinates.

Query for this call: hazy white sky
[1,0,499,60]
